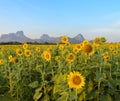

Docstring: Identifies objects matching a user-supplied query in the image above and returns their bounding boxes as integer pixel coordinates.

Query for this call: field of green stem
[0,37,120,101]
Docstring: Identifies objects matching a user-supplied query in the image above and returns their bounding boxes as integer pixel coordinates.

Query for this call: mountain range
[0,31,85,43]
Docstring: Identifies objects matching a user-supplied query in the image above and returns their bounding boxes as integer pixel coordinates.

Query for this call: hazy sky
[0,0,120,42]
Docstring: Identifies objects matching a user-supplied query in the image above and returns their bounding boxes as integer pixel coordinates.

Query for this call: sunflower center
[18,51,22,54]
[74,49,78,52]
[46,54,50,59]
[84,44,93,53]
[77,45,81,49]
[63,38,67,41]
[26,52,30,55]
[73,76,81,85]
[68,54,74,60]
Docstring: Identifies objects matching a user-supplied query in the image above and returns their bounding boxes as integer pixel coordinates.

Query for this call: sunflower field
[0,36,120,101]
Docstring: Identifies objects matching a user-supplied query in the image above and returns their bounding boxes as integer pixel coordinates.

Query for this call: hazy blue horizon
[0,0,120,42]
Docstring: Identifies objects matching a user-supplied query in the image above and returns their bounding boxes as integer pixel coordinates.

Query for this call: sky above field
[0,0,120,42]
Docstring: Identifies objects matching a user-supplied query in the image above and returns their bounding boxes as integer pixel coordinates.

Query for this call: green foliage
[0,42,120,101]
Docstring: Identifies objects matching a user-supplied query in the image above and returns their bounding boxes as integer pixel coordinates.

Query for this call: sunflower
[103,52,109,56]
[65,42,70,47]
[36,47,41,52]
[73,48,79,54]
[8,55,13,62]
[59,45,64,50]
[23,43,28,49]
[104,55,110,60]
[67,71,85,89]
[0,59,4,65]
[66,53,75,62]
[93,37,99,44]
[46,47,52,52]
[16,49,22,56]
[82,43,94,55]
[103,52,110,60]
[42,51,51,61]
[112,50,118,55]
[25,50,31,57]
[61,35,69,43]
[76,44,82,50]
[12,57,19,63]
[74,44,82,52]
[109,45,114,51]
[83,40,89,45]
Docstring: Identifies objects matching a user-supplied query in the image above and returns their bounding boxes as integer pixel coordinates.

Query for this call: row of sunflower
[0,36,120,101]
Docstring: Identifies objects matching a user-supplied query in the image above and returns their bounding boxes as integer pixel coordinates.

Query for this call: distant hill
[0,31,33,43]
[0,31,85,43]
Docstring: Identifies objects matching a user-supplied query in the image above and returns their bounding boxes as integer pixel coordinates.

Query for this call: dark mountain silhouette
[0,31,85,43]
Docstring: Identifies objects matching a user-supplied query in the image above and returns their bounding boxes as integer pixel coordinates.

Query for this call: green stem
[42,62,46,95]
[69,63,71,72]
[69,88,72,101]
[97,81,100,101]
[75,89,77,101]
[110,65,112,79]
[69,63,72,101]
[116,64,118,80]
[17,87,18,101]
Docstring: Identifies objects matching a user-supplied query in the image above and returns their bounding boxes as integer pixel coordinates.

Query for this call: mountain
[38,33,84,43]
[69,34,85,43]
[0,31,33,43]
[0,31,85,43]
[38,34,61,43]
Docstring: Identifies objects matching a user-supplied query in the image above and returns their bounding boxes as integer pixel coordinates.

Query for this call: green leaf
[41,94,50,101]
[86,90,98,100]
[33,92,42,101]
[0,94,15,101]
[56,92,69,101]
[28,81,38,88]
[100,94,112,101]
[95,71,105,81]
[109,79,120,85]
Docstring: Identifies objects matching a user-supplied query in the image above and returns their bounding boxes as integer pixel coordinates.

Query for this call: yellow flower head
[67,71,85,89]
[36,47,41,52]
[61,35,69,43]
[104,55,110,60]
[16,49,22,56]
[103,52,110,60]
[42,51,51,61]
[82,43,94,55]
[66,53,75,62]
[76,44,82,50]
[73,48,79,54]
[65,42,70,47]
[25,50,31,57]
[83,40,89,45]
[109,45,114,51]
[112,50,118,55]
[8,55,13,62]
[93,37,99,44]
[0,59,4,65]
[23,43,28,49]
[12,57,19,63]
[103,52,109,57]
[59,45,64,50]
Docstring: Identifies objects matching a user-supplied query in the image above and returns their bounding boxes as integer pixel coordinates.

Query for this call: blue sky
[0,0,120,42]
